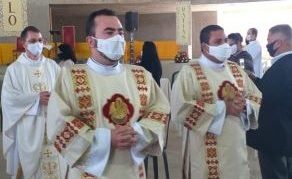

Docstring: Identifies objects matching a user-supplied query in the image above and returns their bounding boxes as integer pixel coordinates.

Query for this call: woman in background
[139,41,162,86]
[57,44,77,67]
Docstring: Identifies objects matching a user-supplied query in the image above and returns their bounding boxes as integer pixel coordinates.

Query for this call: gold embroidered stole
[131,67,169,179]
[131,68,168,124]
[71,66,98,179]
[227,62,261,105]
[130,68,148,179]
[227,62,244,93]
[191,63,220,179]
[131,68,148,117]
[30,66,62,179]
[71,66,96,129]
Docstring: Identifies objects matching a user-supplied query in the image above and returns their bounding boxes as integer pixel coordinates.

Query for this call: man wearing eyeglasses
[2,26,60,179]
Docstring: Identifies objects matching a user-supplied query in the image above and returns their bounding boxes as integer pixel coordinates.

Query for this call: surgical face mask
[266,40,278,57]
[230,44,237,55]
[93,35,125,61]
[27,42,43,56]
[208,43,231,62]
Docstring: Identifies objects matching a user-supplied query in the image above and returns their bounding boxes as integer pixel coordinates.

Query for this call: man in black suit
[247,24,292,179]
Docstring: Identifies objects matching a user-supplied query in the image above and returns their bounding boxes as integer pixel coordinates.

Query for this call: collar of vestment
[17,53,44,66]
[271,51,292,65]
[87,58,124,76]
[199,55,225,70]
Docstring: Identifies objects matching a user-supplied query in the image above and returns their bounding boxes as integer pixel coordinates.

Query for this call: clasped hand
[225,92,246,117]
[111,125,137,150]
[39,91,51,106]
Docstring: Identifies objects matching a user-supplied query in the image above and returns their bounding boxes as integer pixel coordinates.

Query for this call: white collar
[17,53,44,66]
[199,55,225,70]
[271,51,292,65]
[87,58,124,76]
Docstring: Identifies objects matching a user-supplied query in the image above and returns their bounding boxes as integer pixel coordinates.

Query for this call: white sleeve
[25,95,40,115]
[130,122,148,166]
[240,100,254,131]
[207,100,226,135]
[79,128,111,177]
[246,43,260,59]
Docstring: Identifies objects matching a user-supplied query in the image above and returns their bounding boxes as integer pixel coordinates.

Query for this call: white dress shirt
[246,40,263,78]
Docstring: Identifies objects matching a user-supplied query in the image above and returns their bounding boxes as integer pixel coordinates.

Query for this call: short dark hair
[20,26,40,40]
[85,9,117,36]
[200,25,224,44]
[227,33,243,43]
[249,28,258,37]
[269,24,292,41]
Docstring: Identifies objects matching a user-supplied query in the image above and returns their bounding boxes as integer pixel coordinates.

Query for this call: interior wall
[0,0,280,43]
[0,0,50,42]
[129,13,176,41]
[192,11,217,58]
[51,11,217,58]
[52,16,86,42]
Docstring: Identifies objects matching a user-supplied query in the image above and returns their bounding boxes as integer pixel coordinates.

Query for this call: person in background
[2,26,61,179]
[171,25,261,179]
[247,24,292,179]
[227,33,254,74]
[139,41,162,86]
[245,28,263,78]
[57,43,77,67]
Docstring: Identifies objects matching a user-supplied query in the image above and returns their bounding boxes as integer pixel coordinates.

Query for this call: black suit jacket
[247,53,292,156]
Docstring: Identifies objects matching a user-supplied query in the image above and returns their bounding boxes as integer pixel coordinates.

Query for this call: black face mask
[245,39,249,45]
[266,41,278,57]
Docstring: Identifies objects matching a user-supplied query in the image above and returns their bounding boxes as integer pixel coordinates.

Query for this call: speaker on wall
[125,11,139,32]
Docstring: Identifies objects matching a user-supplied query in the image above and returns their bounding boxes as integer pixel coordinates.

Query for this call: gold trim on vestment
[191,63,220,179]
[54,66,96,154]
[131,68,148,117]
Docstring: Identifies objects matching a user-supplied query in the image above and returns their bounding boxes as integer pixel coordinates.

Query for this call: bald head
[267,24,292,57]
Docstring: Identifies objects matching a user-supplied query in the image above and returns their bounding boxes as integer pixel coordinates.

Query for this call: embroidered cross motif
[32,82,47,92]
[33,70,42,77]
[43,149,52,158]
[42,162,57,175]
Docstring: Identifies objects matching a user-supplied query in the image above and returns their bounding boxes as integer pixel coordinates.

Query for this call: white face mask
[27,42,43,56]
[230,44,237,55]
[93,35,125,61]
[208,43,231,62]
[246,34,252,41]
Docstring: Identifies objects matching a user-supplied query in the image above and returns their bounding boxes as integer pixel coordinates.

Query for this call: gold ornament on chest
[103,94,134,126]
[33,69,42,78]
[217,81,239,101]
[33,82,47,92]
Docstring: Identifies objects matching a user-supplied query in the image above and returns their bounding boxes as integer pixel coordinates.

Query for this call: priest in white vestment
[171,25,262,179]
[2,26,61,179]
[47,9,170,179]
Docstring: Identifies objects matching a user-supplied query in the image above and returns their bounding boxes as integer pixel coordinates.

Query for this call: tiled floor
[0,128,262,179]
